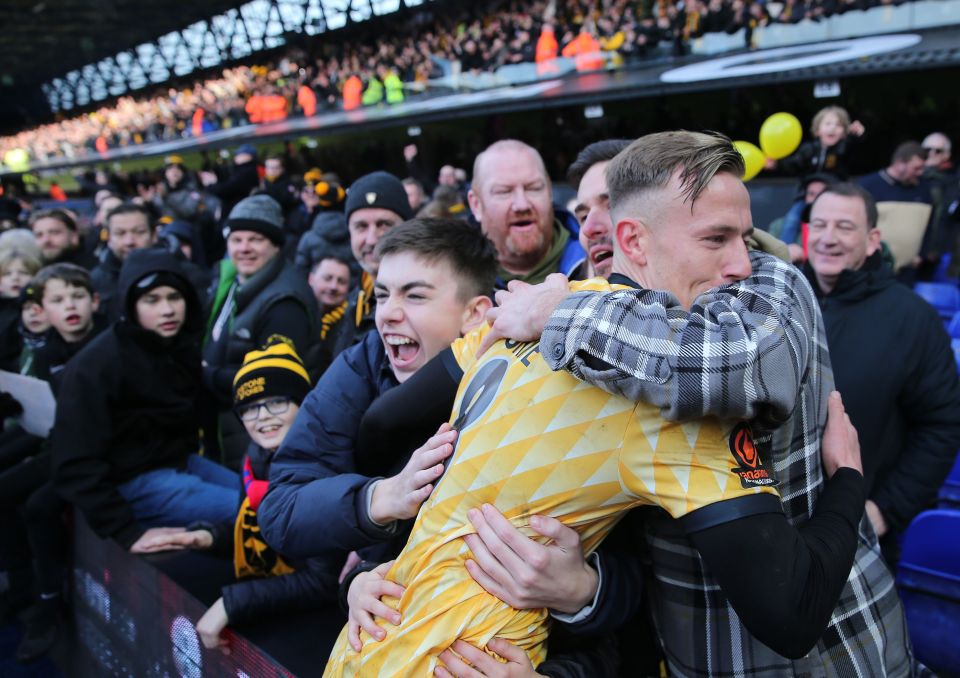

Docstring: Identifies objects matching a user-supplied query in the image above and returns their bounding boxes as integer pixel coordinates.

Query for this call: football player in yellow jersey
[334,135,859,675]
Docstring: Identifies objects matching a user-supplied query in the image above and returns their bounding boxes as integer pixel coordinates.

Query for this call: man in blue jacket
[258,218,495,559]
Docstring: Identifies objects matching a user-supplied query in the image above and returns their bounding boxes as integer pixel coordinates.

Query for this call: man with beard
[467,140,584,288]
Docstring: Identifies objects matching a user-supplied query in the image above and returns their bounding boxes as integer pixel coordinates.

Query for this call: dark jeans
[116,454,239,527]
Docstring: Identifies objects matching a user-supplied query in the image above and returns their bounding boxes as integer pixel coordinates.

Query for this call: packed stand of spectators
[0,0,921,165]
[0,118,958,677]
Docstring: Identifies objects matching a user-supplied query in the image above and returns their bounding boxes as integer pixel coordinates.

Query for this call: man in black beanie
[203,194,318,468]
[326,171,412,360]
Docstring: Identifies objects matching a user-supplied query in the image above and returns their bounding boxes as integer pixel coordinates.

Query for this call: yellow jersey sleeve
[619,411,782,530]
[449,324,492,374]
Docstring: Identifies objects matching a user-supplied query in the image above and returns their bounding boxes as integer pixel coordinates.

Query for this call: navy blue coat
[258,330,400,559]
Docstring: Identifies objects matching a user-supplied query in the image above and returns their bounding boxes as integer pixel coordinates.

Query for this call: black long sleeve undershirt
[357,348,866,661]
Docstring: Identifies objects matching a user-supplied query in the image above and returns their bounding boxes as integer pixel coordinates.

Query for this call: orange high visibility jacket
[192,108,205,137]
[342,76,363,111]
[245,95,288,124]
[536,27,559,75]
[561,32,605,72]
[297,85,317,117]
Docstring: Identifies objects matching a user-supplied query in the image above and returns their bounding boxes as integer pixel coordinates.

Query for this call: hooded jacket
[293,210,358,278]
[52,249,205,548]
[804,252,960,534]
[90,247,124,322]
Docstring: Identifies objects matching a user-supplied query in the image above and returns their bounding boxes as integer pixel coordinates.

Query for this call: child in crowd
[52,248,239,550]
[777,105,865,180]
[0,241,43,370]
[26,263,105,383]
[6,250,242,663]
[773,106,865,251]
[16,294,50,376]
[257,218,495,597]
[138,342,340,671]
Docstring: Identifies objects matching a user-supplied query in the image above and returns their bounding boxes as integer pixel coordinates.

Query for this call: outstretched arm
[485,253,823,427]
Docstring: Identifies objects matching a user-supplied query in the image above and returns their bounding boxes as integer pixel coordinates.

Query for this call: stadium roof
[0,1,244,87]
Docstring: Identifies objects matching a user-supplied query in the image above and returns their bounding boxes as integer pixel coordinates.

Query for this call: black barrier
[71,517,295,678]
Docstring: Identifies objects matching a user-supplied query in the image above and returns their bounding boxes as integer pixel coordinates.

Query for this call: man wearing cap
[203,194,319,468]
[325,171,412,360]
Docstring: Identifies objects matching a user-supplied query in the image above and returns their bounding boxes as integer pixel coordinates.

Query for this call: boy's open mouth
[384,333,421,367]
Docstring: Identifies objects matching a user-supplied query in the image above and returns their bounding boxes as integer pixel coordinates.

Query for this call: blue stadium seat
[939,452,960,509]
[913,282,960,321]
[933,253,956,283]
[948,311,960,339]
[896,509,960,675]
[952,339,960,373]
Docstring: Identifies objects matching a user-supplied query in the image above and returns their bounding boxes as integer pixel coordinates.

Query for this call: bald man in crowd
[468,140,585,287]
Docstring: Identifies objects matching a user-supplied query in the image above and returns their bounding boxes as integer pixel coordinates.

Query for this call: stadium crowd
[0,105,959,677]
[0,0,923,165]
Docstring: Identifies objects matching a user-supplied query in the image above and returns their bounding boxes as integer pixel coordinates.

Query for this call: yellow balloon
[733,141,765,182]
[3,148,29,172]
[759,112,803,160]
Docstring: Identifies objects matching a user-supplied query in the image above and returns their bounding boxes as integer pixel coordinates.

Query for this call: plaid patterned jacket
[541,252,922,678]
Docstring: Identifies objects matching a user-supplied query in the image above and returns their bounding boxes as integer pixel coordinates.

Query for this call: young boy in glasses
[139,341,341,668]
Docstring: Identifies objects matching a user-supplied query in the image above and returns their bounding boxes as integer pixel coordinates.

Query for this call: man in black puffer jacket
[804,182,960,564]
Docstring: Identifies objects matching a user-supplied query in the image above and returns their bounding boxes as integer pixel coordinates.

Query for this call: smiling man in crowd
[202,194,318,467]
[804,182,960,564]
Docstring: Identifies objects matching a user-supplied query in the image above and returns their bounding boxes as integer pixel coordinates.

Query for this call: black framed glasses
[237,397,292,422]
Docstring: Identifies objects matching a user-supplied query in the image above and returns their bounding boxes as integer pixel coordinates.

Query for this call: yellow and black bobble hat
[233,340,312,408]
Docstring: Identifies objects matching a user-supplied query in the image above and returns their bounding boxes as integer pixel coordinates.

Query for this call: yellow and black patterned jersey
[324,278,781,677]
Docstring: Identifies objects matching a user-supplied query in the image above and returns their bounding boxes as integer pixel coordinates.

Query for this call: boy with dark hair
[26,263,105,382]
[53,248,239,549]
[2,262,109,660]
[258,218,495,568]
[11,250,241,662]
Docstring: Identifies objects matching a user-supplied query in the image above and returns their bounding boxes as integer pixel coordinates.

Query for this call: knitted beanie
[233,340,312,408]
[226,194,285,246]
[315,180,346,210]
[344,171,413,223]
